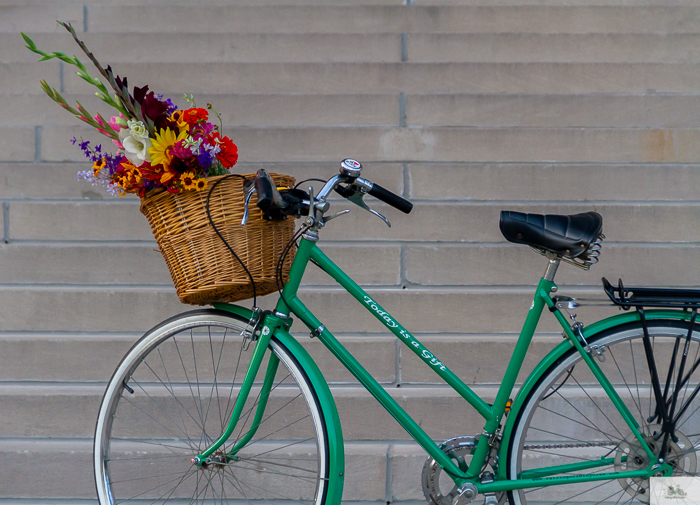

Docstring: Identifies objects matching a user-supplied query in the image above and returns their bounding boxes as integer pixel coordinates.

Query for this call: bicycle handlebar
[250,161,413,223]
[366,182,413,214]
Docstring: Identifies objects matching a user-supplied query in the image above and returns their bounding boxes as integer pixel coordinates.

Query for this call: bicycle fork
[193,317,282,466]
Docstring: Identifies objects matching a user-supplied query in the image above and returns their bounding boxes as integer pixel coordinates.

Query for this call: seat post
[543,253,561,282]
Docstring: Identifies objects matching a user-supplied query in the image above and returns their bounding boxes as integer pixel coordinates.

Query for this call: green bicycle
[94,160,700,504]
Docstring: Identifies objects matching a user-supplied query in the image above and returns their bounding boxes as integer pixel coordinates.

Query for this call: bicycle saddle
[499,211,603,259]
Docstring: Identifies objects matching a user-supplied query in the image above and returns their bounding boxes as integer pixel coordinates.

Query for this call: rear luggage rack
[603,277,700,310]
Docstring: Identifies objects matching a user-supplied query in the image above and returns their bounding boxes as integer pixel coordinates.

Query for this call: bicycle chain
[441,440,616,451]
[524,441,616,450]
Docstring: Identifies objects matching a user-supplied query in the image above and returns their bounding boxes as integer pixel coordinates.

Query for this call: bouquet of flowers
[22,22,238,198]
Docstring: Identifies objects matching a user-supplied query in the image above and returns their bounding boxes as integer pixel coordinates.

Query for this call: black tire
[94,310,330,505]
[507,320,700,505]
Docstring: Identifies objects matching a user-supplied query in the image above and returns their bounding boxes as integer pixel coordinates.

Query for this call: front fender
[497,309,693,481]
[213,303,345,505]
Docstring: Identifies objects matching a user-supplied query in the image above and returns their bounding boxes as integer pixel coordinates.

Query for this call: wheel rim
[94,313,328,505]
[508,322,700,505]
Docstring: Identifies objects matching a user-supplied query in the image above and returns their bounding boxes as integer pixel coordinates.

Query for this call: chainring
[421,436,505,505]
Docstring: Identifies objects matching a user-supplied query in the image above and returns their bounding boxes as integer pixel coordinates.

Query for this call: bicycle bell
[340,158,362,177]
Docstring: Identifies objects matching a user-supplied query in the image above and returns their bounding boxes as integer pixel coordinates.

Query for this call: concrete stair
[2,0,700,503]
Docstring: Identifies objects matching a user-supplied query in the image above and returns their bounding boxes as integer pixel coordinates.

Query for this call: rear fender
[497,309,693,480]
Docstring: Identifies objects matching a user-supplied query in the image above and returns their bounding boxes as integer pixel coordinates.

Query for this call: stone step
[82,6,700,34]
[8,201,700,244]
[407,33,700,63]
[0,438,389,500]
[408,163,700,201]
[10,61,700,96]
[38,125,700,164]
[0,437,657,502]
[1,162,697,202]
[2,93,400,127]
[55,62,700,95]
[1,242,697,289]
[0,383,637,442]
[0,384,498,440]
[10,92,700,128]
[0,243,401,286]
[406,94,700,127]
[5,32,402,64]
[6,0,700,5]
[10,33,700,64]
[0,332,558,386]
[0,332,397,385]
[0,285,642,334]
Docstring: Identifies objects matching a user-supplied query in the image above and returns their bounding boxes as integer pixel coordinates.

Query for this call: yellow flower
[92,158,106,177]
[195,178,208,191]
[181,171,197,190]
[168,110,190,133]
[148,127,188,168]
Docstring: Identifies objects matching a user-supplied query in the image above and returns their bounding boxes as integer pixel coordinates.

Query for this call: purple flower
[197,151,213,171]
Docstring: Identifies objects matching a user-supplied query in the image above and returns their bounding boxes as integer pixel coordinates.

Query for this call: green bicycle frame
[199,236,670,494]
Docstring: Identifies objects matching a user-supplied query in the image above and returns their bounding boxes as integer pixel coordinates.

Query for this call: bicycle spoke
[569,374,625,439]
[97,315,327,505]
[539,403,619,441]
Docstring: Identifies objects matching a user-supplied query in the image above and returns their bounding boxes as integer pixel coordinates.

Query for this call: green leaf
[20,32,36,49]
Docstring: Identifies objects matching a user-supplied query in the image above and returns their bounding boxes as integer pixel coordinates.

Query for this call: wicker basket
[139,173,297,305]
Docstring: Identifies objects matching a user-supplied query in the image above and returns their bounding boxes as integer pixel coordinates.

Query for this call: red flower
[182,108,208,125]
[211,132,238,168]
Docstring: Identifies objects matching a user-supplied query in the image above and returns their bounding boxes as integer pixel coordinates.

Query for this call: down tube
[284,294,468,483]
[308,245,493,420]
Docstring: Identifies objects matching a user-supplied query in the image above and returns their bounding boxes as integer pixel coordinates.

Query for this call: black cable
[542,365,575,401]
[275,225,306,314]
[294,178,326,189]
[205,174,259,307]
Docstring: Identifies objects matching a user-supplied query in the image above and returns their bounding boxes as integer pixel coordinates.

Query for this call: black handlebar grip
[254,172,274,213]
[368,183,413,214]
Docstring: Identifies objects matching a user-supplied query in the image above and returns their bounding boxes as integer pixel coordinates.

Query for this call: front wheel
[94,310,331,505]
[507,320,700,504]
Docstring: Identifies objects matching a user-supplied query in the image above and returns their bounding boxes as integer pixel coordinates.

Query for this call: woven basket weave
[139,173,296,305]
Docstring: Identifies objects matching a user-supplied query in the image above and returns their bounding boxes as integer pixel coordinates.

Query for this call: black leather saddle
[499,211,603,260]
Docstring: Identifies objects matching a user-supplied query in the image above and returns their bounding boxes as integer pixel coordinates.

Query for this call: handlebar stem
[315,174,345,201]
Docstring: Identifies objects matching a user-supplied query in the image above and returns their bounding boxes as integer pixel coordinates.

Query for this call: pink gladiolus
[97,128,110,136]
[78,116,89,123]
[108,115,122,132]
[94,114,106,127]
[112,139,123,149]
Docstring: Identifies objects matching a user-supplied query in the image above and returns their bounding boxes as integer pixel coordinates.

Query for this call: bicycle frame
[198,236,672,494]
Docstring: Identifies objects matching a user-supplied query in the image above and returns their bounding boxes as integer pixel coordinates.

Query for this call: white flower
[183,136,203,155]
[204,142,221,156]
[126,119,148,139]
[119,128,152,166]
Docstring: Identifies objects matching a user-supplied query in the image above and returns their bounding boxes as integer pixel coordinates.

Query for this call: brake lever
[346,188,391,227]
[241,178,255,225]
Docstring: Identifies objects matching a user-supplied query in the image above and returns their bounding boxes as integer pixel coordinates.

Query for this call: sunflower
[92,158,106,177]
[148,127,188,168]
[195,178,208,191]
[180,171,197,190]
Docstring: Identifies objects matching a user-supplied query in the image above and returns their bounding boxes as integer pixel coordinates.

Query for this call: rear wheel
[94,310,331,505]
[507,320,700,504]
